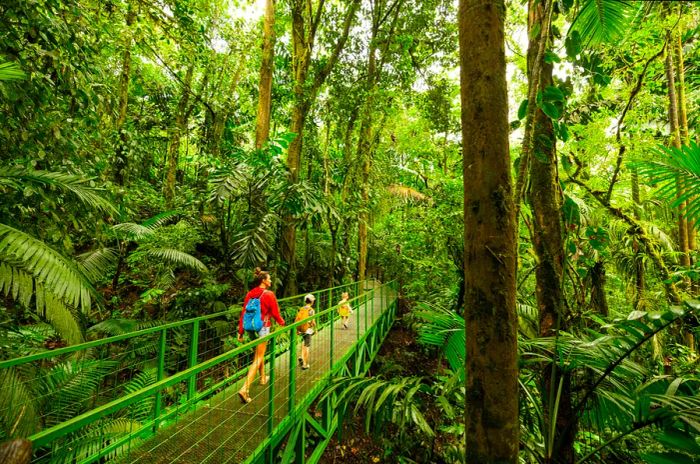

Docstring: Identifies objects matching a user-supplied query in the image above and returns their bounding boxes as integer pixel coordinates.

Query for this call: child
[295,294,316,370]
[338,292,352,329]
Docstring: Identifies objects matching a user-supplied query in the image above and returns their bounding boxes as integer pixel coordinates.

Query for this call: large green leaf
[569,0,642,47]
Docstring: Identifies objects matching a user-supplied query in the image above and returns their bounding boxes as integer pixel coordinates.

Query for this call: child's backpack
[243,291,266,332]
[295,306,311,334]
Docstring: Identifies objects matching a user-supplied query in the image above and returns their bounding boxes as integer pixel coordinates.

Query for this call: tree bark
[0,439,32,464]
[164,64,194,208]
[255,0,276,149]
[459,0,518,461]
[631,166,646,308]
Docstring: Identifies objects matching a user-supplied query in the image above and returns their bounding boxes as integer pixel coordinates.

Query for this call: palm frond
[0,224,99,314]
[0,368,39,437]
[231,212,277,267]
[60,418,143,464]
[412,303,465,377]
[111,223,155,240]
[0,168,115,215]
[569,0,641,47]
[37,285,84,345]
[636,142,700,225]
[76,248,118,282]
[386,184,431,203]
[0,61,26,81]
[209,168,250,204]
[40,360,118,427]
[121,369,157,421]
[143,248,207,273]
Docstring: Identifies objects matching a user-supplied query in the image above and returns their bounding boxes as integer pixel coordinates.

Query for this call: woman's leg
[241,342,267,394]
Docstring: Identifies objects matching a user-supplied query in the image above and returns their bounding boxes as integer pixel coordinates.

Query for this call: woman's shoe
[260,375,270,385]
[238,390,252,404]
[301,364,310,370]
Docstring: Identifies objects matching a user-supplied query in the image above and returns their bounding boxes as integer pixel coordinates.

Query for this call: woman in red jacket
[237,268,285,403]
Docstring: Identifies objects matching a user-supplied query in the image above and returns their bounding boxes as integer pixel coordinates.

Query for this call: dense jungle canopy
[1,0,700,462]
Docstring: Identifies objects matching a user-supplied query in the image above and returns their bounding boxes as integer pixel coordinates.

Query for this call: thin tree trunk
[254,0,276,149]
[164,65,194,208]
[114,2,135,186]
[631,166,646,308]
[665,33,689,268]
[460,0,518,461]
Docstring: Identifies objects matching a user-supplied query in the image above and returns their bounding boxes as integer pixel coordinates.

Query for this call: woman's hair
[304,293,316,304]
[341,292,349,299]
[252,267,270,287]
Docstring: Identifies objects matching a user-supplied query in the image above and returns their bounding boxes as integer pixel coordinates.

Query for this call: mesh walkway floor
[115,284,392,463]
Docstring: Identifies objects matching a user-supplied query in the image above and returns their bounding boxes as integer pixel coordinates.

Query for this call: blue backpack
[243,291,266,332]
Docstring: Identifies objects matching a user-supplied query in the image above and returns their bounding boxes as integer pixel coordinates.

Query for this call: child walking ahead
[338,292,352,329]
[295,294,316,370]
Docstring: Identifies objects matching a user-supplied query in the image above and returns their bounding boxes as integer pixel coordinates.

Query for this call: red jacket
[238,287,285,335]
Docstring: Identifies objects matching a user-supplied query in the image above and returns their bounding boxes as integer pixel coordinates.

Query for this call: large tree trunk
[254,0,276,149]
[526,0,574,461]
[114,2,135,186]
[459,0,518,461]
[164,65,194,208]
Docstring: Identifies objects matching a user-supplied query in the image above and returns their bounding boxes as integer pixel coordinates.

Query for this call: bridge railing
[0,281,363,458]
[0,280,396,463]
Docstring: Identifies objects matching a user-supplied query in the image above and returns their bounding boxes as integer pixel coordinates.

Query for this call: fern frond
[111,223,156,240]
[143,248,207,273]
[62,418,143,463]
[0,168,115,215]
[636,142,700,225]
[0,224,99,313]
[36,284,84,345]
[0,367,39,437]
[40,360,118,427]
[569,0,640,47]
[386,184,430,203]
[76,248,118,282]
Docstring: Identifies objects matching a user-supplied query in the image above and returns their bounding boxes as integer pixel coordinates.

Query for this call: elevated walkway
[0,280,398,464]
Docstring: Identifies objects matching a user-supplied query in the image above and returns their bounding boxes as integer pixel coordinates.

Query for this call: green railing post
[267,335,276,462]
[154,328,167,431]
[364,291,369,335]
[330,302,335,372]
[289,329,296,414]
[187,320,199,401]
[356,294,361,342]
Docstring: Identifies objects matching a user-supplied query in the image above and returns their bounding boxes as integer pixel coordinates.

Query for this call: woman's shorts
[302,333,312,347]
[246,326,270,340]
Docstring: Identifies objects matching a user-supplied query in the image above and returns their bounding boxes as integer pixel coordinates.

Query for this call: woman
[237,268,285,403]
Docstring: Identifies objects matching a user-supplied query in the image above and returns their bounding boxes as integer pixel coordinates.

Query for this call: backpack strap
[260,290,270,323]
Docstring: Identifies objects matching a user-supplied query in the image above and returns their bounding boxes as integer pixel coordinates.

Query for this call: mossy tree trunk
[254,0,276,150]
[526,0,574,461]
[459,0,518,461]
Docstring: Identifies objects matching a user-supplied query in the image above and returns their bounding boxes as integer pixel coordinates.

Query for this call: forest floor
[318,298,439,464]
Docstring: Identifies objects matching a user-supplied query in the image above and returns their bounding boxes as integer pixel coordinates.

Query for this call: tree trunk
[114,2,135,186]
[674,33,696,272]
[526,0,574,461]
[254,0,276,149]
[0,439,31,464]
[665,34,689,268]
[164,65,194,208]
[631,166,646,308]
[280,0,360,295]
[590,260,609,316]
[459,0,518,461]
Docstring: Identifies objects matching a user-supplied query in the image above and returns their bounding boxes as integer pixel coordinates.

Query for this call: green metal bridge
[0,280,398,464]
